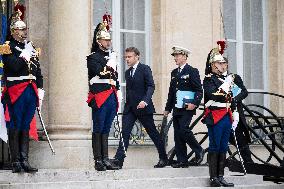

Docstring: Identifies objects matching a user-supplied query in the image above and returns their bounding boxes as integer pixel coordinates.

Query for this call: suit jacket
[123,63,155,115]
[165,64,203,116]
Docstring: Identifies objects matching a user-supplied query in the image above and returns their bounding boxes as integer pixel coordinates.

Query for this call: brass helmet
[205,40,227,75]
[10,10,26,32]
[95,21,111,40]
[209,48,226,64]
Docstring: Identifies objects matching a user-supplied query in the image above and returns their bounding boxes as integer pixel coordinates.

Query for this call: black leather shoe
[21,161,38,173]
[109,158,123,169]
[95,160,107,171]
[103,158,120,170]
[218,176,234,187]
[171,161,189,168]
[189,149,205,166]
[154,159,168,168]
[12,162,22,173]
[210,177,222,187]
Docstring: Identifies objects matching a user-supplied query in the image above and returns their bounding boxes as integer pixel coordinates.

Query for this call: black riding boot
[218,153,234,187]
[20,131,38,173]
[8,129,22,173]
[208,152,222,187]
[92,133,106,171]
[102,134,119,170]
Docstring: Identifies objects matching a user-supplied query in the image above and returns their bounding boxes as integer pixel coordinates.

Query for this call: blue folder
[175,90,195,108]
[232,84,241,97]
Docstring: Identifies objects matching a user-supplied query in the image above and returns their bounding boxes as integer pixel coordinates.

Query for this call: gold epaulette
[0,41,12,55]
[35,48,41,57]
[0,61,3,68]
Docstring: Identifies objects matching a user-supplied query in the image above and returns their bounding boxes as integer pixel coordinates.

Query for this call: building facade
[1,0,283,168]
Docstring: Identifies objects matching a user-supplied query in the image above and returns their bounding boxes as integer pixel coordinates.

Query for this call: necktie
[178,67,181,74]
[129,67,134,77]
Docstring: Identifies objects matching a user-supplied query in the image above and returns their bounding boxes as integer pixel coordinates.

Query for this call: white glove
[38,88,45,110]
[19,49,32,62]
[232,111,239,131]
[19,41,36,62]
[117,90,123,103]
[232,121,238,131]
[224,74,234,84]
[219,74,234,94]
[106,52,118,70]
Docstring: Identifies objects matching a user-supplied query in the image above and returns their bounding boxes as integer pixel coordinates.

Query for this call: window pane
[244,93,264,113]
[223,0,236,40]
[243,0,263,41]
[224,42,237,73]
[120,0,145,31]
[243,43,263,89]
[93,0,112,26]
[120,32,146,82]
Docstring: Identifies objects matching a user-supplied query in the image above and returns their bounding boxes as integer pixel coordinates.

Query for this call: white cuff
[141,101,148,106]
[38,88,45,100]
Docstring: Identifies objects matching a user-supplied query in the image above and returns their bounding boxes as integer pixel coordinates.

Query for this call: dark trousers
[207,114,232,153]
[7,85,37,131]
[92,93,117,134]
[173,114,202,163]
[115,110,167,161]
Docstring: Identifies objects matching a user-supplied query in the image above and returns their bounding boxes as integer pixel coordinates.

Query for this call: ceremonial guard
[86,20,120,171]
[202,43,235,187]
[164,46,204,168]
[1,10,44,173]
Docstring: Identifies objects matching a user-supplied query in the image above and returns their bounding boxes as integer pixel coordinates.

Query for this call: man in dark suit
[112,47,168,168]
[164,46,204,168]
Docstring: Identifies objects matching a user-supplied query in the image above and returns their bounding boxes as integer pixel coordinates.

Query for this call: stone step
[0,167,209,183]
[0,175,281,189]
[0,167,282,189]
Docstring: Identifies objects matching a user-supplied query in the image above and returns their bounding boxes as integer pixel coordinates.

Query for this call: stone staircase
[0,167,283,189]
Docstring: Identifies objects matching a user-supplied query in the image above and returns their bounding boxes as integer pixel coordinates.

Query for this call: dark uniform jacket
[203,73,231,108]
[87,48,119,108]
[202,73,233,126]
[2,38,43,105]
[2,39,43,89]
[165,64,203,116]
[123,63,155,115]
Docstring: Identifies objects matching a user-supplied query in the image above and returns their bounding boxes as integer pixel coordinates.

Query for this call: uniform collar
[178,63,187,72]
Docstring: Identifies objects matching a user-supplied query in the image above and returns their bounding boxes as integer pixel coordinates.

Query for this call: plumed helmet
[205,40,227,75]
[95,21,111,40]
[10,10,26,31]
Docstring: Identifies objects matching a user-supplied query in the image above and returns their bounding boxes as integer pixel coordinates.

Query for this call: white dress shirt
[130,62,139,77]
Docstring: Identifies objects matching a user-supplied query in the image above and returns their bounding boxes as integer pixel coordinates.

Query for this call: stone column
[30,0,92,169]
[268,0,284,116]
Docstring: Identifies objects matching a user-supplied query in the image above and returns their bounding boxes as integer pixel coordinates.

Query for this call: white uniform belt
[7,75,36,81]
[90,76,116,85]
[205,100,230,108]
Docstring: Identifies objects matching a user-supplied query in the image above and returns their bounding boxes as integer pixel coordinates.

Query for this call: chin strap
[96,41,109,52]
